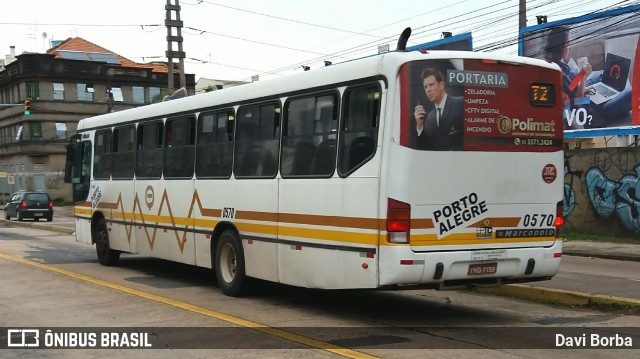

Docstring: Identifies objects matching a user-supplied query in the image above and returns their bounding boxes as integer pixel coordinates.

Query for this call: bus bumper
[378,240,563,288]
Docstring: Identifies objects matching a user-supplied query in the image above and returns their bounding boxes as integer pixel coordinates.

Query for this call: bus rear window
[400,59,563,152]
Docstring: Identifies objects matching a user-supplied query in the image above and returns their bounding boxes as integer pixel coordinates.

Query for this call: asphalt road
[0,226,638,358]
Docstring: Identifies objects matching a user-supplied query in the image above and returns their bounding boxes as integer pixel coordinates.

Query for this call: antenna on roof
[396,27,412,51]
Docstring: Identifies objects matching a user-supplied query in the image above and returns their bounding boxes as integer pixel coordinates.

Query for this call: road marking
[0,251,377,358]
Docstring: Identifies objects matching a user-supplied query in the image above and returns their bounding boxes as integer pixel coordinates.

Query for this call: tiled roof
[46,37,170,73]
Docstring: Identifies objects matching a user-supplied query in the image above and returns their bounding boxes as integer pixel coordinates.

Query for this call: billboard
[519,5,640,131]
[407,32,473,52]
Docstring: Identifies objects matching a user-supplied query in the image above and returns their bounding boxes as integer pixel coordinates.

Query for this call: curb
[1,219,75,235]
[563,250,640,262]
[478,284,640,310]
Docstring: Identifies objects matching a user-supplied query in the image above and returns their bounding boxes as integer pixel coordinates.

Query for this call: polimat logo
[497,115,512,134]
[497,116,555,134]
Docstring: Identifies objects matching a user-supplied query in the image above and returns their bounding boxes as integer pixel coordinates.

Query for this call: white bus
[65,49,564,296]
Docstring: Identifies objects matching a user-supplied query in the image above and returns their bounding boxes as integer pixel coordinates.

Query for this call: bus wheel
[94,218,120,266]
[214,230,248,296]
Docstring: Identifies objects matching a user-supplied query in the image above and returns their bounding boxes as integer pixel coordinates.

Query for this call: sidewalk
[563,239,640,262]
[3,206,640,310]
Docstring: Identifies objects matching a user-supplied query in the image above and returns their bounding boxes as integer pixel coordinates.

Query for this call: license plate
[34,213,43,216]
[468,262,497,275]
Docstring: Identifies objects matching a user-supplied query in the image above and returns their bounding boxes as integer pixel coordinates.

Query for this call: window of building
[111,125,136,179]
[29,122,43,139]
[110,87,124,102]
[132,86,145,104]
[26,82,40,99]
[234,102,281,178]
[53,83,65,100]
[149,87,161,103]
[338,84,380,176]
[93,129,111,180]
[281,93,338,177]
[196,109,234,178]
[164,115,195,179]
[77,83,94,101]
[136,121,163,179]
[55,122,67,139]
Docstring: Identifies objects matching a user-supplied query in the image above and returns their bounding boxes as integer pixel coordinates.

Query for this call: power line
[234,0,514,81]
[197,0,387,39]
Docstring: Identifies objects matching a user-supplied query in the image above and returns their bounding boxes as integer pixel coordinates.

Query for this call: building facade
[0,38,195,203]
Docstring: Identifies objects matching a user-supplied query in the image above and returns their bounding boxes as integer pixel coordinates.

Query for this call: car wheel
[214,229,249,297]
[47,216,53,222]
[94,218,120,266]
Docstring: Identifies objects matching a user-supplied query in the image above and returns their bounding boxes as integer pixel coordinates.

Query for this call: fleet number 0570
[522,214,554,227]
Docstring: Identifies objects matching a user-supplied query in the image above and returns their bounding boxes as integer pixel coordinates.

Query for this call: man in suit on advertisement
[412,67,464,150]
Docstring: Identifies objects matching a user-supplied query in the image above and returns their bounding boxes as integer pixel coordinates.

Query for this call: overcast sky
[1,0,637,82]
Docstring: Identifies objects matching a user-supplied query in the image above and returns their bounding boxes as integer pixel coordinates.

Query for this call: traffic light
[24,99,31,116]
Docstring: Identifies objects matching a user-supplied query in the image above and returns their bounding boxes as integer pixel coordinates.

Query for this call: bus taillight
[387,198,410,243]
[555,200,563,237]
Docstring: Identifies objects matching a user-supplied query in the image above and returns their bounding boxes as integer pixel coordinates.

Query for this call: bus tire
[214,230,248,296]
[94,218,120,266]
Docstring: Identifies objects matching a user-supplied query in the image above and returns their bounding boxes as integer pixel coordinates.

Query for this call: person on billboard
[411,68,464,150]
[544,26,593,104]
[545,26,631,129]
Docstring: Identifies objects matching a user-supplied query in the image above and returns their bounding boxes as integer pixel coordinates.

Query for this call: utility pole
[519,0,527,29]
[165,0,187,92]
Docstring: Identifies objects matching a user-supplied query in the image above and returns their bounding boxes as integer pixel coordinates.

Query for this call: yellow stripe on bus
[411,233,556,246]
[278,226,379,246]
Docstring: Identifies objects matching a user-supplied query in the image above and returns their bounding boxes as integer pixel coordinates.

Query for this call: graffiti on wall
[563,157,582,218]
[564,148,640,236]
[586,164,640,233]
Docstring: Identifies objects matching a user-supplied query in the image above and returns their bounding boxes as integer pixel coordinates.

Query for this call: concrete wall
[564,147,640,236]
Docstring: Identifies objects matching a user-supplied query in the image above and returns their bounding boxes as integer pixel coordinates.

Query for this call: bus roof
[77,50,559,131]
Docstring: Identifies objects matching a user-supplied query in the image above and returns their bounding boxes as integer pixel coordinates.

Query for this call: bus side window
[281,93,337,177]
[164,115,195,179]
[93,129,112,180]
[234,103,280,178]
[338,85,380,176]
[112,125,136,179]
[196,110,234,178]
[136,120,163,179]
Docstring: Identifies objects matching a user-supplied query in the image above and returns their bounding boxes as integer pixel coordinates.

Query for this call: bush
[53,198,66,206]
